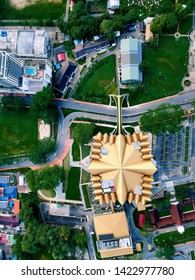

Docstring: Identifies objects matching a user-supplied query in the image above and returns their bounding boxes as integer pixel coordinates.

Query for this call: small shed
[136,242,142,252]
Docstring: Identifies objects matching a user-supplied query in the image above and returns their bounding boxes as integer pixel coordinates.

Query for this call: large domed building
[88,130,157,211]
[86,95,157,258]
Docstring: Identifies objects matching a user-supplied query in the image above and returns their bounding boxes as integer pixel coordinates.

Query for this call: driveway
[174,241,195,260]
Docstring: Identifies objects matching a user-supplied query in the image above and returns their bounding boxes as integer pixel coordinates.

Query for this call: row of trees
[29,139,55,164]
[12,193,87,260]
[0,87,58,124]
[140,103,183,135]
[74,123,95,145]
[150,0,193,34]
[30,86,58,124]
[0,96,25,117]
[25,165,64,192]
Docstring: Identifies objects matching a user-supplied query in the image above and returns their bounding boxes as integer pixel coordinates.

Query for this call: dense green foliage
[174,184,190,202]
[140,103,183,134]
[1,96,25,113]
[29,139,55,164]
[12,193,87,260]
[56,0,193,41]
[152,192,171,209]
[74,123,95,145]
[25,165,64,192]
[30,86,58,124]
[151,13,178,34]
[156,244,175,260]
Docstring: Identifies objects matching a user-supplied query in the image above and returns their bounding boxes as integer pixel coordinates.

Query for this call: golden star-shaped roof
[88,133,157,208]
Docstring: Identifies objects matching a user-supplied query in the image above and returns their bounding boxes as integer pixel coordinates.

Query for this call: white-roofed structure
[107,0,120,10]
[120,37,142,84]
[0,29,49,58]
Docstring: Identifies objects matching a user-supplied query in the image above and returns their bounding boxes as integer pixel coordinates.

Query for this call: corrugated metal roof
[120,38,142,83]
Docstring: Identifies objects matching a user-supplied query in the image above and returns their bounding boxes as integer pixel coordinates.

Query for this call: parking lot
[153,124,191,181]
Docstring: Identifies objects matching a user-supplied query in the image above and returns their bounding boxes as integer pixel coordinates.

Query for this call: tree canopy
[25,165,64,192]
[74,123,95,144]
[29,139,55,164]
[152,192,171,209]
[30,86,58,124]
[13,193,87,260]
[174,183,190,202]
[156,244,175,260]
[140,103,183,134]
[1,96,25,113]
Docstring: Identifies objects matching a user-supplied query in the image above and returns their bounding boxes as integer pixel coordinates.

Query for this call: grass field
[158,210,171,218]
[81,145,91,159]
[41,189,56,198]
[182,204,194,212]
[63,152,70,193]
[66,167,81,200]
[81,184,91,208]
[74,55,116,104]
[154,227,195,246]
[72,141,80,161]
[0,110,38,156]
[0,0,66,19]
[81,169,90,184]
[122,36,189,106]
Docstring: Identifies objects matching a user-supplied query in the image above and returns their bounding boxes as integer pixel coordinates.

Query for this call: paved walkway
[38,189,83,204]
[63,0,70,22]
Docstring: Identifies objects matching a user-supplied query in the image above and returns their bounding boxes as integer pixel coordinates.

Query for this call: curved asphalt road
[55,90,195,117]
[0,90,194,170]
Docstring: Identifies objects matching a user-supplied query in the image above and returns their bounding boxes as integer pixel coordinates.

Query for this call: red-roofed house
[149,201,195,234]
[13,200,20,215]
[57,53,65,62]
[171,202,183,226]
[138,214,146,228]
[0,233,8,244]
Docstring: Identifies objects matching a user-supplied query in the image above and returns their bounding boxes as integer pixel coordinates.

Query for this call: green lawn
[182,204,194,212]
[123,36,189,106]
[0,0,66,20]
[74,55,116,104]
[158,210,171,218]
[63,152,70,193]
[81,184,91,208]
[183,165,188,175]
[41,189,56,198]
[154,227,195,247]
[81,169,91,184]
[0,110,38,156]
[72,141,80,161]
[66,167,81,200]
[81,145,91,159]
